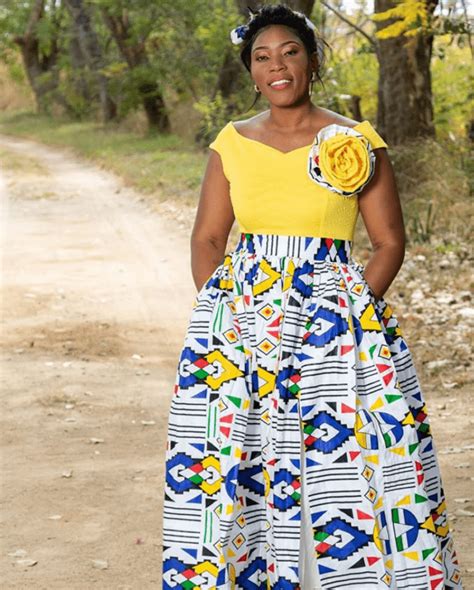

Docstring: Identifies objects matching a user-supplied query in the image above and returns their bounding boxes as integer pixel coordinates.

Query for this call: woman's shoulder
[312,107,361,130]
[231,112,267,138]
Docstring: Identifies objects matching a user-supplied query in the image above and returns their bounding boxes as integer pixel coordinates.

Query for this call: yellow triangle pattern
[389,447,406,456]
[253,259,281,296]
[370,397,384,411]
[402,551,419,562]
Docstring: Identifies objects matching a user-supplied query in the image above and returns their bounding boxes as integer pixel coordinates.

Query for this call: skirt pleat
[162,232,462,590]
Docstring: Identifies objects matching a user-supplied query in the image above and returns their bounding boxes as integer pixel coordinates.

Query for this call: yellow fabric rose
[319,134,371,194]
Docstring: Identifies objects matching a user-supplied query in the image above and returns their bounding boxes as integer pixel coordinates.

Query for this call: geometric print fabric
[162,232,463,590]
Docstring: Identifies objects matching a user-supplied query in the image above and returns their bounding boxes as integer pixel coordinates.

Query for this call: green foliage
[193,91,228,145]
[0,0,471,152]
[432,40,473,138]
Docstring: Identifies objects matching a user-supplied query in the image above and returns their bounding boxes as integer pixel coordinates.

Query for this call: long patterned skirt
[162,232,462,590]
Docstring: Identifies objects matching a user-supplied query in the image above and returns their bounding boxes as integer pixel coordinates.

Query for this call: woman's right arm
[190,149,235,293]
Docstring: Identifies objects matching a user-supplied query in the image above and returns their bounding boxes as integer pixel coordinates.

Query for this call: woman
[162,4,463,589]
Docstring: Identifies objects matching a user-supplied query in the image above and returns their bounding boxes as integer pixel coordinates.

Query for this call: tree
[372,0,438,144]
[64,0,117,122]
[322,0,470,144]
[100,4,170,132]
[13,0,62,114]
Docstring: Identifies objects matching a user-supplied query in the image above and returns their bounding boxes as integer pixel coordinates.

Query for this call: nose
[269,58,286,72]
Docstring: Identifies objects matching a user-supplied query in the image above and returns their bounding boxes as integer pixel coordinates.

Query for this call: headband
[230,9,317,45]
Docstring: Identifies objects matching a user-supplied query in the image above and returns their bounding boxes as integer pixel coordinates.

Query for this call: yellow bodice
[208,119,388,241]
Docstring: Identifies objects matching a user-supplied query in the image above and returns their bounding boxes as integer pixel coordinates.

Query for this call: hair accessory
[230,9,317,45]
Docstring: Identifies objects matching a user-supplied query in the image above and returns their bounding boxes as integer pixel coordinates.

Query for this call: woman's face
[250,24,317,105]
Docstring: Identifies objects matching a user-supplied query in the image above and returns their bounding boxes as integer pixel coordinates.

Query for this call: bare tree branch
[320,0,376,46]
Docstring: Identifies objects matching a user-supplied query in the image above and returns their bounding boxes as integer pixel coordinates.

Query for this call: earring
[254,83,260,93]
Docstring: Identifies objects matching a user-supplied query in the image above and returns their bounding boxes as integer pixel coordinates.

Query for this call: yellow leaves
[371,0,430,39]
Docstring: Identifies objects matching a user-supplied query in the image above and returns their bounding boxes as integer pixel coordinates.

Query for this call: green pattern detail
[409,442,420,455]
[227,395,242,408]
[415,494,428,504]
[386,394,403,403]
[214,303,224,332]
[422,547,436,560]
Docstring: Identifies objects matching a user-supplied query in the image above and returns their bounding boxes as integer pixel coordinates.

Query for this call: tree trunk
[14,0,61,114]
[69,29,92,105]
[374,0,437,145]
[101,9,170,132]
[64,0,117,123]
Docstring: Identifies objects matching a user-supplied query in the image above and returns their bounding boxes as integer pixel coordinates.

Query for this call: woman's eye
[256,49,297,61]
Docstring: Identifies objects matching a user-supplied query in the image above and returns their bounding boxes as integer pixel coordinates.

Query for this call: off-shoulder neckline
[228,119,370,156]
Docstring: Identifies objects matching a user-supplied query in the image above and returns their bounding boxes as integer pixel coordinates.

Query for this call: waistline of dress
[234,232,352,263]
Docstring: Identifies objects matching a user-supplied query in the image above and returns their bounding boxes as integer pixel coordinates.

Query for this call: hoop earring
[254,83,260,93]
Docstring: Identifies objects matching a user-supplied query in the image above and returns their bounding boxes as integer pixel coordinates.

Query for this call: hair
[236,3,331,112]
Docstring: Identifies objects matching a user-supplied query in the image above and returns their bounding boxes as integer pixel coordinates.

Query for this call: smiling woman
[161,4,464,590]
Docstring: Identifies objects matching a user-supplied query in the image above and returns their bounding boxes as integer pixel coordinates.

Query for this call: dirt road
[0,134,198,589]
[1,135,472,589]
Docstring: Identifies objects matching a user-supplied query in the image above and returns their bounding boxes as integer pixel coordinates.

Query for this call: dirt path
[0,135,198,589]
[1,135,472,589]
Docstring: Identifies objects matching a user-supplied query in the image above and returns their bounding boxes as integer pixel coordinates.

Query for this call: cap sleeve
[208,122,232,180]
[357,120,388,149]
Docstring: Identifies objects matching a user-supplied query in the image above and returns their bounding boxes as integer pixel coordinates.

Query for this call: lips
[269,78,292,87]
[269,79,292,90]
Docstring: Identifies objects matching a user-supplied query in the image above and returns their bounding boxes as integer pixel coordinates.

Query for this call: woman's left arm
[358,147,406,301]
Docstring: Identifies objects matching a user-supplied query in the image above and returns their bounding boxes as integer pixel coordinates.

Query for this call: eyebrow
[252,40,300,53]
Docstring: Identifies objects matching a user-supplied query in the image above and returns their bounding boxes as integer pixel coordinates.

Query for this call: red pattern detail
[340,345,354,356]
[357,509,374,520]
[194,358,209,368]
[367,556,381,565]
[341,403,355,413]
[382,371,394,386]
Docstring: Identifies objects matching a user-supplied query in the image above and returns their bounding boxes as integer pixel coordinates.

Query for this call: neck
[265,101,319,130]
